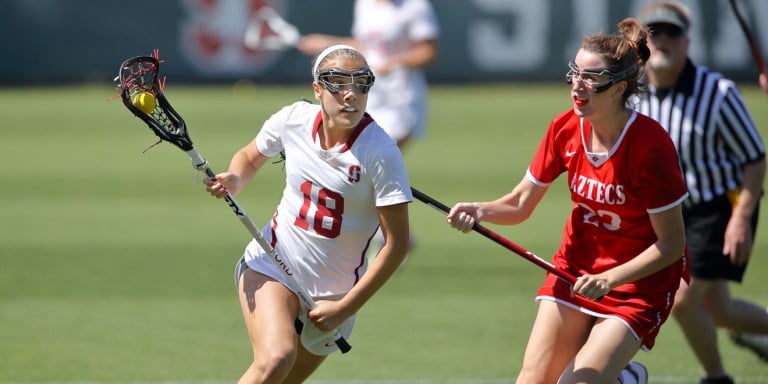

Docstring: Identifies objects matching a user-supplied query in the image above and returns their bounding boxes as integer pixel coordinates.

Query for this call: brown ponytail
[580,18,649,103]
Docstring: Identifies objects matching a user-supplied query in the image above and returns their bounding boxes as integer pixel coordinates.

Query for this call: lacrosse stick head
[115,55,194,151]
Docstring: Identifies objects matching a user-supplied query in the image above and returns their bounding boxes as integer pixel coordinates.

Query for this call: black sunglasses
[649,23,684,38]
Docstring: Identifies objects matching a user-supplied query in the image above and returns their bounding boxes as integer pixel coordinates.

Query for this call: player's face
[569,49,624,117]
[314,58,371,130]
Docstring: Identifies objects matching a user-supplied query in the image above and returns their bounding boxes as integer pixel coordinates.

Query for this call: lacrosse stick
[115,52,351,353]
[410,188,578,285]
[244,6,301,50]
[411,187,623,304]
[728,0,768,77]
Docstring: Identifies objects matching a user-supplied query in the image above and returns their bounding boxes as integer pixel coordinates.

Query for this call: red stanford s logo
[348,165,361,183]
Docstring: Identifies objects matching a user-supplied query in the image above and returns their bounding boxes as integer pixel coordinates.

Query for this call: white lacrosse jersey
[352,0,440,141]
[243,100,412,297]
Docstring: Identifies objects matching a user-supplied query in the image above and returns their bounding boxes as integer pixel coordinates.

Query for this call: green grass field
[2,83,768,383]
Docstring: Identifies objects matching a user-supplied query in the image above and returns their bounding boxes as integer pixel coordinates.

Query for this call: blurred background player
[298,0,440,151]
[205,45,412,384]
[446,18,687,384]
[298,0,439,260]
[635,2,768,383]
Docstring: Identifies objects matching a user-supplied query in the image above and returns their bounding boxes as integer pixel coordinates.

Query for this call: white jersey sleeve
[254,104,295,157]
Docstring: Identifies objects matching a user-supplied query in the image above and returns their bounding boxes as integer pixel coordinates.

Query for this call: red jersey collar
[312,111,374,152]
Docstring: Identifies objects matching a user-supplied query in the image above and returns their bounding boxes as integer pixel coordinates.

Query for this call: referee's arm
[734,159,766,220]
[725,158,766,264]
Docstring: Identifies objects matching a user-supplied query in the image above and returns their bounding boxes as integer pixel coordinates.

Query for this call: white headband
[312,44,359,80]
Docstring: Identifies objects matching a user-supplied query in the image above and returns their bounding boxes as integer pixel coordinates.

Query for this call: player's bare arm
[205,140,268,198]
[447,178,547,232]
[378,39,438,75]
[586,204,685,292]
[309,203,410,331]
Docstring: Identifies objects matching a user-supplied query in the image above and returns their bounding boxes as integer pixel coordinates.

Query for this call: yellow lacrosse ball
[131,91,156,114]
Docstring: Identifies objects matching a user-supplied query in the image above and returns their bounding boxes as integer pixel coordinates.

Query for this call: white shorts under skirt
[233,256,356,356]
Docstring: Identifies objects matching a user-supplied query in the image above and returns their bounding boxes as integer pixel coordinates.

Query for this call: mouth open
[573,95,588,107]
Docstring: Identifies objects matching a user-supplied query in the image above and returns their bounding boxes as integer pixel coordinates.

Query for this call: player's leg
[672,278,728,378]
[703,280,768,362]
[515,300,593,384]
[237,267,302,384]
[282,303,356,383]
[706,280,768,332]
[558,318,642,384]
[280,344,327,384]
[675,198,735,380]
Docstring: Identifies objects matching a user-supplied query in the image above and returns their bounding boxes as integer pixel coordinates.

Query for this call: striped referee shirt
[636,59,765,206]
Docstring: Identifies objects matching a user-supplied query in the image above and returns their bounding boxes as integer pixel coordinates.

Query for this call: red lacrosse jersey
[528,109,689,297]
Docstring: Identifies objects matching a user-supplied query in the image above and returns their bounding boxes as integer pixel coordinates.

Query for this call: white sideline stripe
[8,378,768,384]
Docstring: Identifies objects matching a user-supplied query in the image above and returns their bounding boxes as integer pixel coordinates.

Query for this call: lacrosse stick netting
[116,52,192,152]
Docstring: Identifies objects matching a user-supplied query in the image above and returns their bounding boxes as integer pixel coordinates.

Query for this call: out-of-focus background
[2,1,768,383]
[3,0,766,84]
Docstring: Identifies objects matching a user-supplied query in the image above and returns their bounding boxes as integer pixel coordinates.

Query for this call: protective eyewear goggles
[315,68,375,94]
[565,61,637,93]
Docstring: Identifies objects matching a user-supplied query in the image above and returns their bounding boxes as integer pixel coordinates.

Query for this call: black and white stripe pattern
[636,63,765,205]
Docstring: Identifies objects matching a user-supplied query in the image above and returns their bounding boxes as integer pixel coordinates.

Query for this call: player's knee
[251,345,298,382]
[266,345,298,373]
